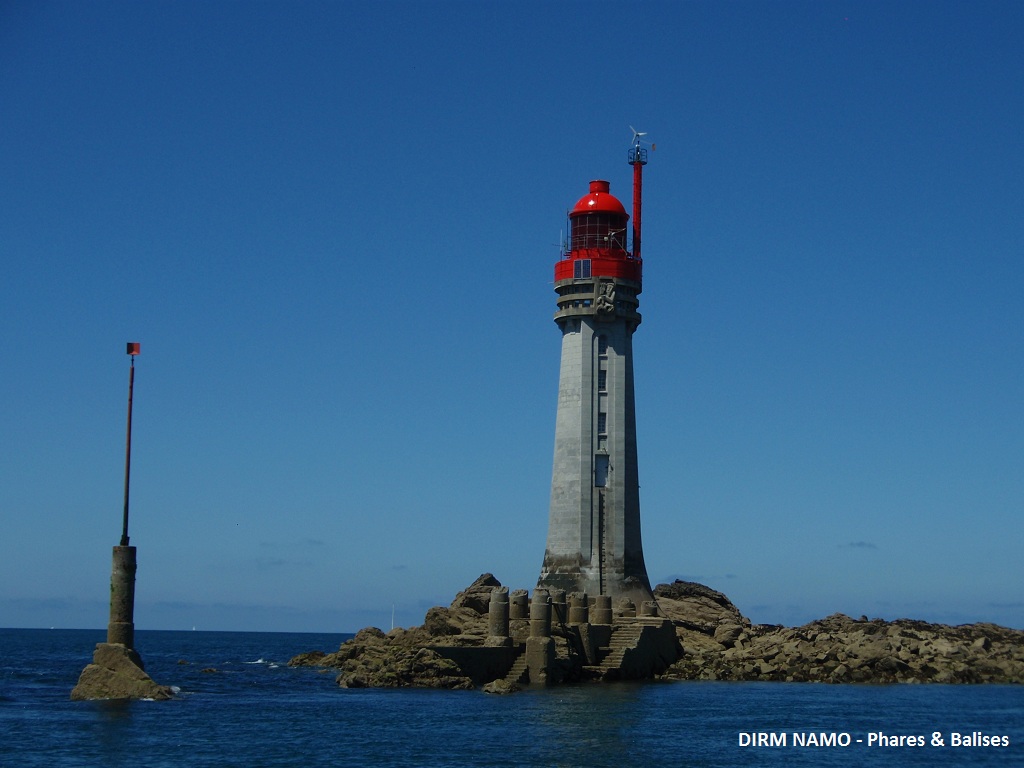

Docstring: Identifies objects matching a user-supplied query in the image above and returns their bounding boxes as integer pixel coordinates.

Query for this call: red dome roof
[570,180,628,218]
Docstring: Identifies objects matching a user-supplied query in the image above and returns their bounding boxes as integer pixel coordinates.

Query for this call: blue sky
[2,1,1021,633]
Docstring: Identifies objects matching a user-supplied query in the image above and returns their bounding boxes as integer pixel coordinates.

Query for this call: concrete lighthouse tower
[538,138,654,608]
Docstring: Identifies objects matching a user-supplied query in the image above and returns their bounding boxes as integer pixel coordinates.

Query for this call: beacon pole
[629,138,647,260]
[121,343,138,546]
[108,342,141,648]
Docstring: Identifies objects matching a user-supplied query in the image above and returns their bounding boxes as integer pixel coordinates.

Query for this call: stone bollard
[107,545,137,648]
[526,591,555,686]
[618,599,636,618]
[550,589,567,626]
[530,590,552,638]
[593,595,613,625]
[509,589,530,620]
[640,600,659,618]
[488,587,510,642]
[526,635,555,686]
[568,592,589,625]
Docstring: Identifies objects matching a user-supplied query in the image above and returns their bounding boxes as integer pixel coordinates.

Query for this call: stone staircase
[503,647,530,686]
[584,617,668,680]
[495,617,676,686]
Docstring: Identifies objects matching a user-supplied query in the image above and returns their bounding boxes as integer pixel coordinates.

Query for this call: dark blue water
[1,628,1021,766]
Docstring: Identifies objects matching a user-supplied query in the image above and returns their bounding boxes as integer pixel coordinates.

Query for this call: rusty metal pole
[121,350,135,546]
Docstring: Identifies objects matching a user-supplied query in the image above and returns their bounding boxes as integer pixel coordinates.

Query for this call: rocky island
[290,575,1024,690]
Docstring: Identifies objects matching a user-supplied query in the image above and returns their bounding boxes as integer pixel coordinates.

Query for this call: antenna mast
[628,127,649,260]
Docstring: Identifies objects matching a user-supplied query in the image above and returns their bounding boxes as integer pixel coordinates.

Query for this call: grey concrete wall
[428,645,520,686]
[539,276,653,606]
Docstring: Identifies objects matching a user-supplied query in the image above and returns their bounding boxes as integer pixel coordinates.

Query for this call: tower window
[597,412,607,435]
[597,335,608,356]
[574,259,592,279]
[598,369,607,391]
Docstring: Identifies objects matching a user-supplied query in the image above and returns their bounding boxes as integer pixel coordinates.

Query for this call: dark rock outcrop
[288,587,492,689]
[290,575,1024,688]
[71,643,174,701]
[657,588,1024,684]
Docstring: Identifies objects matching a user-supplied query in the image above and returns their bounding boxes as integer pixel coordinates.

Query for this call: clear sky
[2,1,1021,634]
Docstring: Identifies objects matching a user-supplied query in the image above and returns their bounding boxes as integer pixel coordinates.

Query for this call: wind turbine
[630,125,655,151]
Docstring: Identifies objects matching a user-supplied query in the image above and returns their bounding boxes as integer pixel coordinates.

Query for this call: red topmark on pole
[127,342,140,356]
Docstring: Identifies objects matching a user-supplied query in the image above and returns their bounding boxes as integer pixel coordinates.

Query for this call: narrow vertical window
[573,259,591,279]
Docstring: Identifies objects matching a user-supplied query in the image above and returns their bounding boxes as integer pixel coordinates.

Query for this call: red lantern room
[570,180,628,251]
[555,179,642,283]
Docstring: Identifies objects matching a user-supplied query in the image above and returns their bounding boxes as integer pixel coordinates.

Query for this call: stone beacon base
[71,643,174,701]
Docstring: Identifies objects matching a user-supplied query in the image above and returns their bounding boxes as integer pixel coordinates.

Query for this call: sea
[1,628,1020,767]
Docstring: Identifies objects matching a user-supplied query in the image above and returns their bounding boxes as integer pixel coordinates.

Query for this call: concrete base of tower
[536,551,587,595]
[609,577,657,613]
[537,552,656,609]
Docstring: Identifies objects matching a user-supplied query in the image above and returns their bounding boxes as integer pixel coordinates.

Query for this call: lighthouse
[538,138,655,608]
